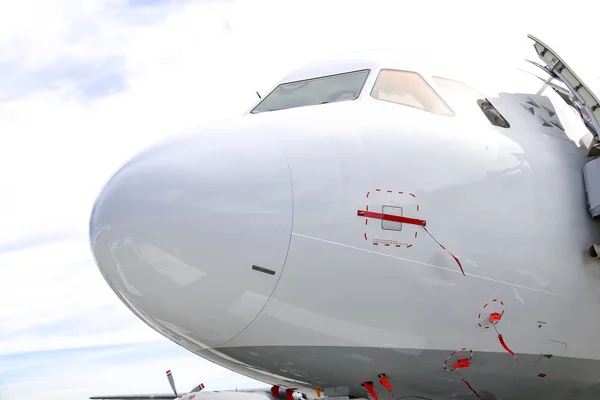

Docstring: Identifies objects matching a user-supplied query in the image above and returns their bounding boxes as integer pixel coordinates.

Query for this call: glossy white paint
[89,46,600,399]
[90,124,293,348]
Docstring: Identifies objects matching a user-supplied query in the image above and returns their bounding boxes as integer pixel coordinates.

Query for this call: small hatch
[381,205,403,231]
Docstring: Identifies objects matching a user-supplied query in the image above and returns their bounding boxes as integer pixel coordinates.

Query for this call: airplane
[88,33,600,400]
[90,369,205,399]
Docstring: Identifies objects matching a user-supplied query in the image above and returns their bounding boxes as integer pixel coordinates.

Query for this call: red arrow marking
[357,210,426,227]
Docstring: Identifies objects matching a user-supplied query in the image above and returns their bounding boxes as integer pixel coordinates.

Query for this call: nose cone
[89,122,293,348]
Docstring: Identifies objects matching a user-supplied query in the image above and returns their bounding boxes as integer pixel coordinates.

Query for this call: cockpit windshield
[433,77,486,107]
[370,69,455,116]
[251,69,370,114]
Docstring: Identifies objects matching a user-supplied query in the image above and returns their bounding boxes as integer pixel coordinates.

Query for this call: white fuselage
[89,50,600,400]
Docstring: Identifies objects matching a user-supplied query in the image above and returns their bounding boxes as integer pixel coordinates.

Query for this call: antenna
[166,370,178,398]
[256,91,261,99]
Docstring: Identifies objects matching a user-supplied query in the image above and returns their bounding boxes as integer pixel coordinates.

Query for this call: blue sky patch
[127,0,175,6]
[0,56,127,101]
[0,232,73,255]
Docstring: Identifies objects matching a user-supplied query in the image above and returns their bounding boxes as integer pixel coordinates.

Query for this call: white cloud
[0,342,266,400]
[1,0,600,398]
[0,236,164,357]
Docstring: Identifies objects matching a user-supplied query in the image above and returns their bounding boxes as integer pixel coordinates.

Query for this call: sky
[0,0,599,399]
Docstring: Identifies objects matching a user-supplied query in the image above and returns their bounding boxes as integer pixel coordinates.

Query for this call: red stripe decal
[447,250,465,276]
[498,334,519,362]
[460,377,483,399]
[357,210,426,226]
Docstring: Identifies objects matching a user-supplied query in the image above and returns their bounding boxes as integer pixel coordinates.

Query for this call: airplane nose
[89,122,293,348]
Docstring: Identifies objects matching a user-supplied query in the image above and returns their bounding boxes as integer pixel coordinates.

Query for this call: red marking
[364,233,367,240]
[365,219,368,225]
[199,384,205,390]
[357,210,426,226]
[448,250,465,276]
[414,232,418,238]
[498,334,519,362]
[406,244,413,248]
[396,244,401,247]
[399,191,404,194]
[478,313,490,328]
[409,193,415,197]
[538,373,547,378]
[366,205,369,211]
[490,313,502,323]
[422,225,464,276]
[384,243,390,246]
[443,348,473,372]
[166,370,172,376]
[378,374,393,393]
[271,386,280,398]
[366,192,370,198]
[451,358,470,369]
[373,243,379,246]
[460,377,483,400]
[483,304,488,308]
[417,205,420,211]
[285,388,296,400]
[376,189,381,192]
[387,190,392,193]
[361,382,378,400]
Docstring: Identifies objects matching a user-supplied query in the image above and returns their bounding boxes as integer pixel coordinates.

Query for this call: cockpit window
[432,76,486,116]
[433,76,485,100]
[251,69,370,114]
[433,76,510,128]
[370,69,454,116]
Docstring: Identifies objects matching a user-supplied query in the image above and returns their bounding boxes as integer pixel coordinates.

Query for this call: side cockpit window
[433,77,485,98]
[433,76,510,128]
[370,69,455,116]
[251,69,370,114]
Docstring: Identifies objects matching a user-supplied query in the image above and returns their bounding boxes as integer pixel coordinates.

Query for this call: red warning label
[359,189,423,248]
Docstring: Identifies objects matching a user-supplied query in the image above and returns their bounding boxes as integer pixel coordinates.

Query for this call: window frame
[432,75,511,129]
[432,76,486,99]
[250,69,371,114]
[370,69,455,116]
